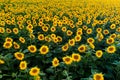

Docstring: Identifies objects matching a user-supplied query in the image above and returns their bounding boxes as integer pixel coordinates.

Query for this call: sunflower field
[0,0,120,80]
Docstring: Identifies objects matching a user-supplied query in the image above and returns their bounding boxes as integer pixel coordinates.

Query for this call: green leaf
[0,75,3,79]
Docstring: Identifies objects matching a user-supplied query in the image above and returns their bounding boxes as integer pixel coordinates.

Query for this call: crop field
[0,0,120,80]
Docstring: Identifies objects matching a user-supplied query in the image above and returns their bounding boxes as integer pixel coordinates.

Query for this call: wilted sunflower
[89,43,95,49]
[29,67,40,76]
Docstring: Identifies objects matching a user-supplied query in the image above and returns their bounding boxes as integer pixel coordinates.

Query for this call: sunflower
[45,36,51,42]
[96,28,102,33]
[76,29,83,35]
[5,37,13,42]
[42,26,48,32]
[68,39,75,46]
[75,35,82,42]
[66,30,73,36]
[106,45,116,54]
[87,37,95,44]
[3,41,12,49]
[13,28,19,34]
[82,25,88,30]
[61,26,67,32]
[63,56,73,65]
[0,27,5,33]
[72,53,81,62]
[13,42,20,49]
[86,28,92,34]
[14,52,24,60]
[39,45,49,55]
[26,24,33,30]
[93,73,104,80]
[95,50,103,58]
[34,75,41,80]
[29,67,40,76]
[50,34,56,39]
[78,45,86,53]
[110,33,117,39]
[38,34,45,41]
[50,26,56,32]
[19,37,25,43]
[116,27,120,32]
[110,24,116,29]
[57,36,63,42]
[19,61,27,70]
[62,43,69,52]
[103,29,109,35]
[106,38,114,44]
[28,45,37,53]
[52,57,59,67]
[0,59,5,64]
[53,37,58,43]
[6,28,12,33]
